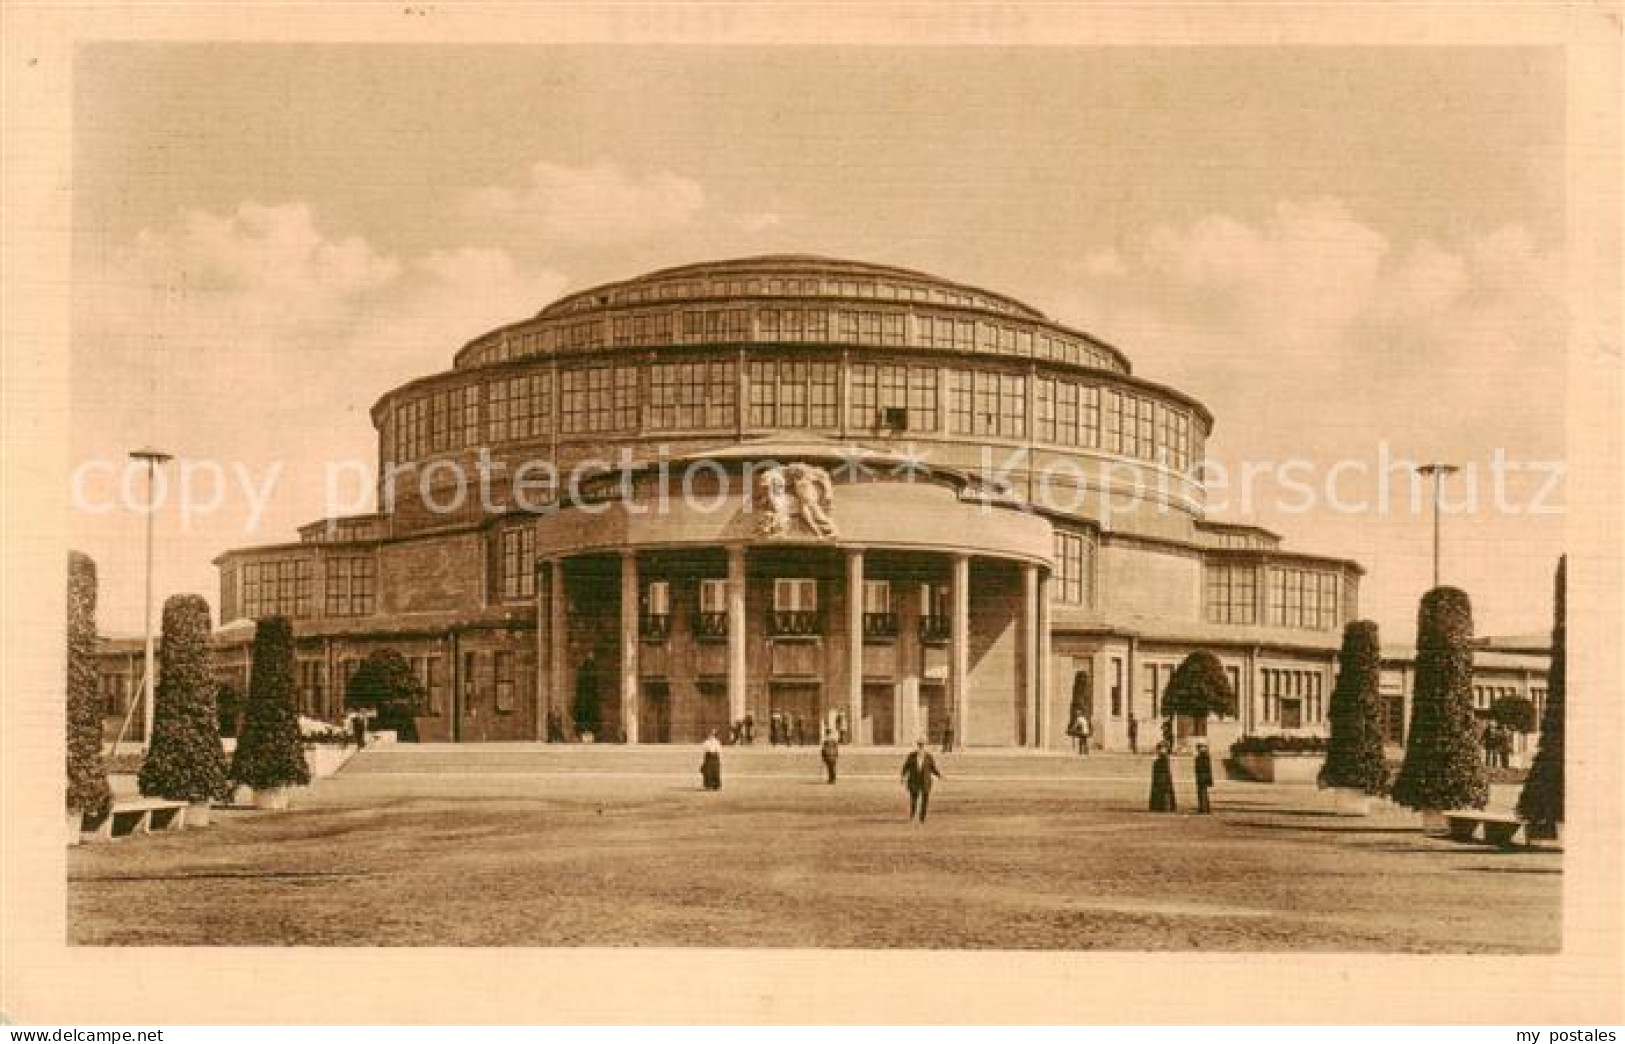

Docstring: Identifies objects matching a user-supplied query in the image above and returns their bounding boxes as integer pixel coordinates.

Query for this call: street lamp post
[129,447,173,744]
[1416,462,1459,589]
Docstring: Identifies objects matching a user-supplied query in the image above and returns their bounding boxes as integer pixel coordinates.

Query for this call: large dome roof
[450,253,1133,376]
[536,254,1050,323]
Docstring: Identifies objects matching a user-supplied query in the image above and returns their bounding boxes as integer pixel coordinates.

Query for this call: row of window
[1097,657,1320,726]
[288,651,523,719]
[1260,668,1326,727]
[544,273,1033,322]
[1472,684,1525,712]
[223,556,376,622]
[1054,531,1093,607]
[469,303,1121,372]
[1204,563,1348,631]
[390,361,1200,469]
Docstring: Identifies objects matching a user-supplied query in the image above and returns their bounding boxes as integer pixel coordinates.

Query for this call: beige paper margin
[2,2,1620,1026]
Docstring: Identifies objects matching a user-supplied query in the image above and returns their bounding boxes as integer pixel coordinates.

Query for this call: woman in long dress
[700,730,723,791]
[1149,742,1177,812]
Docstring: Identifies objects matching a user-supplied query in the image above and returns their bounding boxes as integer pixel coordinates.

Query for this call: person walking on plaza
[941,715,955,753]
[351,711,367,749]
[1127,714,1140,754]
[1149,742,1177,812]
[901,738,943,822]
[794,714,806,746]
[1194,741,1214,814]
[769,711,783,746]
[700,730,723,791]
[820,730,840,784]
[743,713,755,744]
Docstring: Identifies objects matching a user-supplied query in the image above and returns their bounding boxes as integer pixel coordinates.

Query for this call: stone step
[342,742,1159,779]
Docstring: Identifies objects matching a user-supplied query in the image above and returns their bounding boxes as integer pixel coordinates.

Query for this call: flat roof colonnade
[533,544,1055,749]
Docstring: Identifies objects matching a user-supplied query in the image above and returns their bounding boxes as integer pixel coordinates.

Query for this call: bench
[1444,811,1525,848]
[82,798,189,842]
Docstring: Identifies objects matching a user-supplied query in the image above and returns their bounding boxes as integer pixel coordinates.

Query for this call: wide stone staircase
[342,742,1155,780]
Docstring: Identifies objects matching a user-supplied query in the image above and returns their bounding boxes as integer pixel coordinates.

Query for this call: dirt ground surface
[69,746,1561,951]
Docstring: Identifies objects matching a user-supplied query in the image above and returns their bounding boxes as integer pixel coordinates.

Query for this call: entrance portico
[529,446,1053,747]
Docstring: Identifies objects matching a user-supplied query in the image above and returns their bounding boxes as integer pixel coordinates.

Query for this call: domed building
[111,256,1395,749]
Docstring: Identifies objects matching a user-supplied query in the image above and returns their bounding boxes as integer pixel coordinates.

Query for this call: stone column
[534,560,548,740]
[620,551,640,744]
[1023,563,1040,748]
[1036,570,1052,749]
[549,559,569,738]
[846,549,865,743]
[949,553,971,751]
[727,545,748,725]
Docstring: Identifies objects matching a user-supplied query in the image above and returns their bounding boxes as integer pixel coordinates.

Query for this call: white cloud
[72,203,569,630]
[1047,199,1564,637]
[458,159,705,245]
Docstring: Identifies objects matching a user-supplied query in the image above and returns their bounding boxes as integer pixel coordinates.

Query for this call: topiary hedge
[1392,587,1488,812]
[231,616,311,790]
[1518,556,1565,829]
[1230,734,1329,756]
[137,595,232,804]
[1319,620,1390,795]
[345,649,425,742]
[1490,695,1536,736]
[1162,650,1237,727]
[66,552,113,819]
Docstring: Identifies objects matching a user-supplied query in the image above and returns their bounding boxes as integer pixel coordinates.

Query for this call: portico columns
[620,550,640,744]
[949,553,970,751]
[1036,569,1052,749]
[549,559,568,738]
[534,560,548,740]
[727,545,748,726]
[1023,563,1039,748]
[845,549,864,742]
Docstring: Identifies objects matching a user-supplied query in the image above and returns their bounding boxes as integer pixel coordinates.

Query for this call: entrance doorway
[919,681,948,747]
[863,682,895,745]
[641,680,672,744]
[695,680,729,743]
[769,682,821,745]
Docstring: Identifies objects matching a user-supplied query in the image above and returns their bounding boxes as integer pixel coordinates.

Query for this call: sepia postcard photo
[2,2,1621,1027]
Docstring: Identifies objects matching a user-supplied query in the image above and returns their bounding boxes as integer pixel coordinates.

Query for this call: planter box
[304,744,357,779]
[1233,752,1324,783]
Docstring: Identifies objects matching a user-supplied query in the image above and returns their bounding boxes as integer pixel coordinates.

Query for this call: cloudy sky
[70,44,1566,641]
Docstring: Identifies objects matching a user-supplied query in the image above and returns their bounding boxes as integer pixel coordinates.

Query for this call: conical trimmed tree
[66,552,113,820]
[231,617,311,791]
[1518,556,1565,831]
[346,649,425,742]
[1319,620,1390,795]
[1162,650,1237,734]
[1392,587,1488,813]
[137,595,231,804]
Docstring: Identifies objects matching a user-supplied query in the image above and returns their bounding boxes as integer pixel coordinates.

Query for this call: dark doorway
[769,683,821,745]
[695,681,729,743]
[919,681,948,746]
[642,680,672,743]
[864,681,895,745]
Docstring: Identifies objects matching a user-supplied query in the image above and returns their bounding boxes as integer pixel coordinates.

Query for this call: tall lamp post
[129,447,172,744]
[1416,462,1459,589]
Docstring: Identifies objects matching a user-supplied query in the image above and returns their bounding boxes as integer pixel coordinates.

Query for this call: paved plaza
[68,746,1561,951]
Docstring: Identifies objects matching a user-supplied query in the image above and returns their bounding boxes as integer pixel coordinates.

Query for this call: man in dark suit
[1194,742,1214,814]
[900,739,943,822]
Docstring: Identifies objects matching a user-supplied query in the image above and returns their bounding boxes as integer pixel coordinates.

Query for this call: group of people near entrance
[698,720,1213,820]
[699,731,943,821]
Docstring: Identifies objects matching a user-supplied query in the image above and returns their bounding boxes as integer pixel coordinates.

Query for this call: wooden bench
[82,798,189,842]
[1444,811,1525,848]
